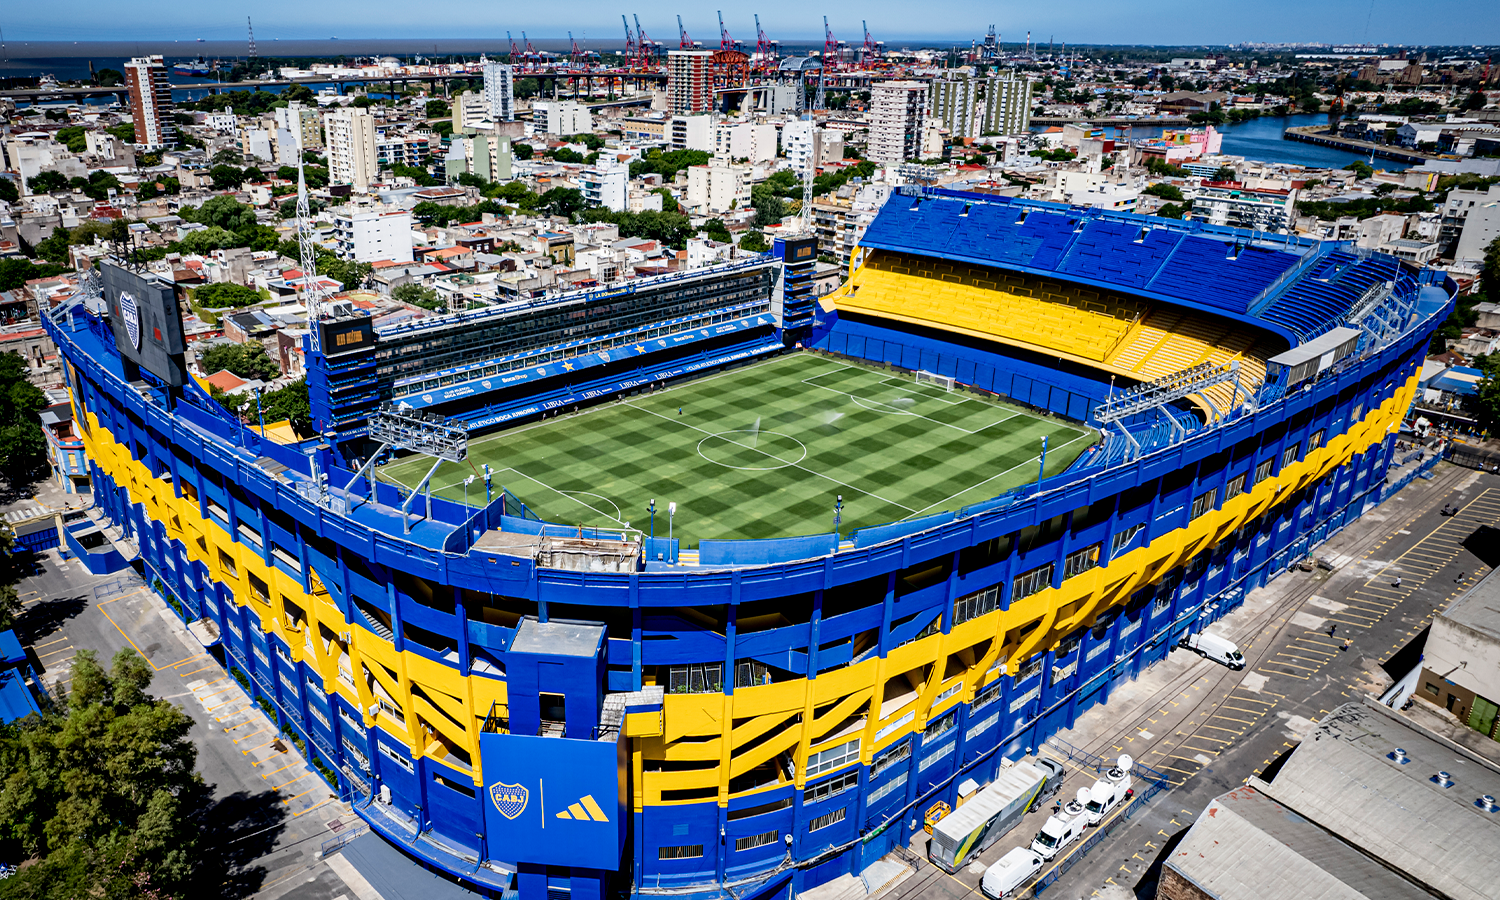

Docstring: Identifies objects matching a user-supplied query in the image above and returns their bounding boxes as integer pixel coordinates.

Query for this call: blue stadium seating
[1258,252,1404,339]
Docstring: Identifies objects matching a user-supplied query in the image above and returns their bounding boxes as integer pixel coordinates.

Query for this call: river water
[1039,113,1410,172]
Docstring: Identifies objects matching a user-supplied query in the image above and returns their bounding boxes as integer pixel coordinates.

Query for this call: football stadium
[46,188,1455,900]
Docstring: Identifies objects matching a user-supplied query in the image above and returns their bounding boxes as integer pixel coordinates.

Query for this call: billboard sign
[478,731,626,870]
[101,263,187,387]
[320,317,374,356]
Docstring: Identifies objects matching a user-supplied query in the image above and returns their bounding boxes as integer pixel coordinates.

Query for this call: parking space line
[33,636,70,648]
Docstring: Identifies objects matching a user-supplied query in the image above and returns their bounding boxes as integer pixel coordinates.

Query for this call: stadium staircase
[836,250,1269,418]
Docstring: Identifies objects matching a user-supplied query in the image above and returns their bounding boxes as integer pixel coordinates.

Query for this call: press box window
[1012,563,1054,600]
[1063,544,1100,580]
[1225,473,1247,499]
[1190,489,1218,520]
[659,844,704,860]
[1254,459,1275,484]
[1308,429,1324,449]
[1281,442,1301,470]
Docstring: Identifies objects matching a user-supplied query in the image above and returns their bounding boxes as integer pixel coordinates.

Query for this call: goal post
[915,370,955,392]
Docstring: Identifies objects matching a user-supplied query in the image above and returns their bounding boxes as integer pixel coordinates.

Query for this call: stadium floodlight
[649,499,657,540]
[668,502,677,543]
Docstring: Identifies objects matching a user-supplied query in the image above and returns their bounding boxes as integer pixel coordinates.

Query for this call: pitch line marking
[902,431,1096,521]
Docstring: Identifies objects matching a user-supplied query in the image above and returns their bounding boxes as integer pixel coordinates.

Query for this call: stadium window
[971,680,1002,711]
[953,585,1000,625]
[1016,656,1043,682]
[871,740,911,779]
[735,830,779,852]
[868,772,908,803]
[1110,525,1143,559]
[434,772,476,799]
[804,770,858,804]
[1281,443,1301,470]
[1225,473,1248,499]
[736,660,772,688]
[668,663,723,694]
[1254,458,1275,484]
[726,797,793,820]
[1190,489,1218,520]
[1351,402,1364,423]
[805,738,860,778]
[923,710,957,743]
[659,844,704,860]
[808,807,847,832]
[1063,543,1101,580]
[1055,635,1080,657]
[218,549,238,578]
[1012,563,1054,600]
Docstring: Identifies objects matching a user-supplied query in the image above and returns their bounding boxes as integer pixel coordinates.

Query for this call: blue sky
[5,1,1497,45]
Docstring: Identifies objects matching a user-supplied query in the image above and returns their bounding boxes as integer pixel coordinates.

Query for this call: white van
[1180,632,1245,670]
[1026,804,1086,864]
[981,847,1044,898]
[1084,756,1134,826]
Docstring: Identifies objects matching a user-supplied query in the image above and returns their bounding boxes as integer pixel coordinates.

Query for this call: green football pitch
[377,353,1096,545]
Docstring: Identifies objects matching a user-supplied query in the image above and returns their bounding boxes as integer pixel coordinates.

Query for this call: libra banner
[478,730,627,869]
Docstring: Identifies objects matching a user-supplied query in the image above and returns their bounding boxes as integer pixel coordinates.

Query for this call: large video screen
[101,262,187,387]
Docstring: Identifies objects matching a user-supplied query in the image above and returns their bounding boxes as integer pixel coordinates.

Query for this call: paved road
[880,462,1497,900]
[11,552,362,900]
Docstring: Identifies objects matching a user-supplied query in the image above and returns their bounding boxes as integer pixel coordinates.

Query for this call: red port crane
[823,16,839,71]
[719,11,735,52]
[634,15,654,66]
[754,14,777,72]
[678,15,692,49]
[622,15,636,64]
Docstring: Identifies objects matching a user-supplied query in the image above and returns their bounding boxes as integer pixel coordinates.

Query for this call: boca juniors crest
[490,781,529,820]
[119,290,142,350]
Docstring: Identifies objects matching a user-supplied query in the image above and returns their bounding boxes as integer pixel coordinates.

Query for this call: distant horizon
[2,1,1499,48]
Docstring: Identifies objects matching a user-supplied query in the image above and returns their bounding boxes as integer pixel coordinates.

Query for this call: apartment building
[668,50,713,116]
[869,81,928,164]
[483,58,516,123]
[333,208,415,263]
[1194,184,1299,234]
[324,107,379,192]
[124,56,176,149]
[686,158,752,215]
[929,70,1033,139]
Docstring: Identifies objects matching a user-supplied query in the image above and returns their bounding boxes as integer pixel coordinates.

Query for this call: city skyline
[5,0,1500,47]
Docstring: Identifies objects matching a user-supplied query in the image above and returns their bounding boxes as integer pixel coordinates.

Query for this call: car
[1179,631,1245,669]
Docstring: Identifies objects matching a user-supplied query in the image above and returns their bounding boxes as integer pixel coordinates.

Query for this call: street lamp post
[833,494,843,537]
[668,501,676,545]
[649,498,656,540]
[1038,435,1048,485]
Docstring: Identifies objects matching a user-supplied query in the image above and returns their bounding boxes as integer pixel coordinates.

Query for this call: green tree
[1344,160,1374,179]
[512,143,535,161]
[390,163,435,186]
[316,254,373,291]
[0,258,66,292]
[701,219,732,243]
[1463,90,1488,111]
[105,122,135,143]
[551,147,585,164]
[1156,203,1188,220]
[1143,183,1184,202]
[0,647,213,897]
[0,178,17,204]
[533,187,586,218]
[95,67,123,86]
[456,172,488,188]
[26,171,69,194]
[209,164,247,190]
[53,126,87,153]
[393,282,445,310]
[1210,166,1238,183]
[256,378,313,435]
[425,98,451,118]
[199,341,280,381]
[0,351,49,488]
[192,282,262,309]
[739,230,769,253]
[1466,352,1500,436]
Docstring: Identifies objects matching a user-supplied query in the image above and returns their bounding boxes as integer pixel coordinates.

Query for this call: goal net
[915,370,955,392]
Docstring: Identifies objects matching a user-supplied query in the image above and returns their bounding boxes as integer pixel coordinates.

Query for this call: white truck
[1179,631,1245,670]
[1030,789,1088,860]
[1084,755,1135,826]
[929,760,1050,873]
[981,847,1044,899]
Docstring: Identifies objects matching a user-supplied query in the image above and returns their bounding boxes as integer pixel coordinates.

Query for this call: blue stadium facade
[45,189,1454,900]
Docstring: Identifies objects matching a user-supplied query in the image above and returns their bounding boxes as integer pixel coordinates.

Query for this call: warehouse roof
[1256,701,1500,900]
[1166,785,1432,900]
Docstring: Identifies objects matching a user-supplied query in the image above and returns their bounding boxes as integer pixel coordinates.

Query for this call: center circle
[697,430,808,470]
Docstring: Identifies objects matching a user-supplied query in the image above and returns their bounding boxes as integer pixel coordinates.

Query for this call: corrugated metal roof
[1257,702,1500,900]
[1167,786,1432,900]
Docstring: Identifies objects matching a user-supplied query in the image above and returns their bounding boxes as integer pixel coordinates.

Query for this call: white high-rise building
[532,101,593,136]
[579,163,629,212]
[686,158,752,215]
[333,208,415,263]
[324,107,379,193]
[273,101,322,150]
[869,81,928,164]
[929,71,1033,139]
[781,119,841,174]
[483,58,516,123]
[713,121,778,163]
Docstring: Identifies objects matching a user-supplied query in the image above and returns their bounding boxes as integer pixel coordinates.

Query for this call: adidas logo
[555,793,610,823]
